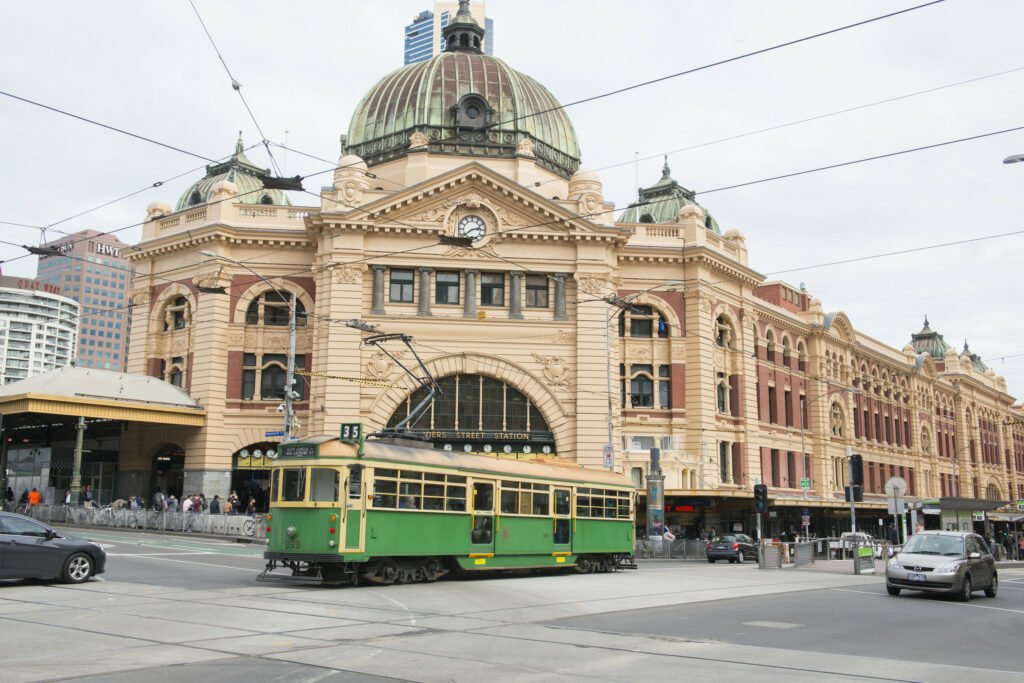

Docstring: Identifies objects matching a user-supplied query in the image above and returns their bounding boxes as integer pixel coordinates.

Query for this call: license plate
[908,572,926,582]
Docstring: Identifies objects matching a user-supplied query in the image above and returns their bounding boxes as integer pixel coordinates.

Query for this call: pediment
[320,162,626,242]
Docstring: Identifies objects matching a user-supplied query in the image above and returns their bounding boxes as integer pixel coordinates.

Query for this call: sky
[2,0,1023,397]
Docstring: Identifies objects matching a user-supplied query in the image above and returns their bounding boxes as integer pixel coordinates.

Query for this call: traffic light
[845,485,863,502]
[753,484,768,512]
[849,453,864,487]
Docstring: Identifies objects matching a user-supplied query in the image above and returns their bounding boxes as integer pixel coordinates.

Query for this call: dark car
[707,533,757,564]
[0,511,106,583]
[885,531,996,601]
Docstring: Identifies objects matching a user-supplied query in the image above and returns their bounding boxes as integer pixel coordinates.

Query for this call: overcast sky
[2,1,1023,398]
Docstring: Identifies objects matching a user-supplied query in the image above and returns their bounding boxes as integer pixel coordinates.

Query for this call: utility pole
[70,416,86,506]
[283,292,297,441]
[847,445,856,533]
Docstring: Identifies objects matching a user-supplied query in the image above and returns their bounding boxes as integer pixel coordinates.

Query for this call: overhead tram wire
[485,0,947,131]
[188,0,282,176]
[0,89,217,163]
[528,64,1024,191]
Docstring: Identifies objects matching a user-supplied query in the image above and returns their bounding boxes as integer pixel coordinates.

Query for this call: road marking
[741,620,803,629]
[106,551,215,557]
[111,554,262,573]
[829,587,1024,614]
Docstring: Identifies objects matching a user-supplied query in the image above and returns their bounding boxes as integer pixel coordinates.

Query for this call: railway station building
[5,2,1021,537]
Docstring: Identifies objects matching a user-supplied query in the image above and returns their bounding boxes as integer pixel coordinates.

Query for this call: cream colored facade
[118,9,1022,532]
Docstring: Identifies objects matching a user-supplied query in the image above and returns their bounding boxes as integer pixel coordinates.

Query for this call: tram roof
[296,436,635,488]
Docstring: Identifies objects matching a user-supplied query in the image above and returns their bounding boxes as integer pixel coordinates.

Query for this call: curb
[55,523,268,546]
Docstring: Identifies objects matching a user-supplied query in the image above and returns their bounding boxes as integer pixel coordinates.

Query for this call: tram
[259,428,636,585]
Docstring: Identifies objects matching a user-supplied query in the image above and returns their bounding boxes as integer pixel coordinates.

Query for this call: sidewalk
[55,520,268,545]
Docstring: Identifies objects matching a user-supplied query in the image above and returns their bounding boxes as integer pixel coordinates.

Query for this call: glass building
[404,2,493,65]
[0,276,79,385]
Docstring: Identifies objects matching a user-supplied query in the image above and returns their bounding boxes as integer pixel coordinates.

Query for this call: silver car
[885,531,997,601]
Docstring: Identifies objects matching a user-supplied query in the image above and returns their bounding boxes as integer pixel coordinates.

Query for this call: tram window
[555,490,570,516]
[576,490,590,517]
[423,483,444,510]
[375,468,398,478]
[554,518,570,544]
[424,472,445,482]
[310,468,340,503]
[447,475,466,484]
[348,465,363,499]
[398,481,422,509]
[473,482,493,512]
[373,478,397,508]
[446,484,466,511]
[280,468,306,502]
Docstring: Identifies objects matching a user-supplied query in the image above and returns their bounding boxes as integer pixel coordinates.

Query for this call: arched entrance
[232,442,278,512]
[385,374,555,456]
[152,444,185,499]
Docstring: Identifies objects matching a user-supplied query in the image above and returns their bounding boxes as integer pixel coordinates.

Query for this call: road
[0,527,1021,682]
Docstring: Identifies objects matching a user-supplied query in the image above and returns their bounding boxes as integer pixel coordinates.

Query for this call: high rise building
[0,276,79,384]
[34,230,134,371]
[404,1,493,64]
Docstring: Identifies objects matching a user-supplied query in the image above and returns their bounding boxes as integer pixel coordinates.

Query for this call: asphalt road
[550,564,1024,675]
[1,527,1022,682]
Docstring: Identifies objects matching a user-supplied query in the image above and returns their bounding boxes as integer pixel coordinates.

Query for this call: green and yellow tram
[260,433,636,585]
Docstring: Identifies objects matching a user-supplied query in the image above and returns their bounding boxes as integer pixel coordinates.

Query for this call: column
[463,269,478,318]
[509,270,523,319]
[418,267,432,316]
[553,272,568,321]
[370,265,386,315]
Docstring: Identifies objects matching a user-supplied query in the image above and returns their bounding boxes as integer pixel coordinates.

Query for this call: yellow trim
[0,394,205,426]
[468,552,494,558]
[556,556,566,563]
[474,558,487,565]
[551,551,571,556]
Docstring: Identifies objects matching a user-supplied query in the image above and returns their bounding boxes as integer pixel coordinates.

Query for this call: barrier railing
[635,538,708,560]
[760,541,816,569]
[21,504,266,540]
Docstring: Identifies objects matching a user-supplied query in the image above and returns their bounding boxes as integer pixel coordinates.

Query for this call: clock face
[458,215,486,242]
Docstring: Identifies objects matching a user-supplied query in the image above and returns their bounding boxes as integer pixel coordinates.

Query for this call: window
[658,365,671,409]
[575,487,631,519]
[716,373,728,413]
[246,291,306,327]
[768,386,778,424]
[370,469,467,511]
[280,468,306,502]
[436,271,460,304]
[481,273,504,306]
[499,481,550,515]
[309,468,340,502]
[720,441,729,482]
[629,364,654,407]
[525,275,548,307]
[389,269,414,302]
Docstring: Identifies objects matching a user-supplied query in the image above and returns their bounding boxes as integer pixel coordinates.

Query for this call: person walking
[152,488,165,511]
[78,484,94,508]
[27,488,42,507]
[209,495,221,515]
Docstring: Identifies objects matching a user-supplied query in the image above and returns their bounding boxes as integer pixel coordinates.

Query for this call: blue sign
[264,430,285,437]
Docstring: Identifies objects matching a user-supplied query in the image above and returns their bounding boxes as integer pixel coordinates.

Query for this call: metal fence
[21,504,266,540]
[635,538,707,560]
[759,541,816,569]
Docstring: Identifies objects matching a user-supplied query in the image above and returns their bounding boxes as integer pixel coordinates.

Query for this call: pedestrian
[152,488,165,511]
[699,528,708,541]
[4,486,13,507]
[1019,535,1024,561]
[64,490,71,505]
[78,484,94,508]
[128,495,140,510]
[27,488,42,506]
[166,494,178,512]
[221,499,233,514]
[182,495,193,513]
[228,490,239,515]
[209,495,221,515]
[246,497,256,516]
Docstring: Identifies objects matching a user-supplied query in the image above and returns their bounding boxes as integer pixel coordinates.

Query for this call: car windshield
[711,535,736,542]
[902,535,964,556]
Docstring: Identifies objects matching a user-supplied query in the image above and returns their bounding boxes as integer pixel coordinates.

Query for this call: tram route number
[284,539,301,550]
[340,423,363,441]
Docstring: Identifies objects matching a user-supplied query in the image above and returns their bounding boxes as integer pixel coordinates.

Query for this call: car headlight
[934,562,963,575]
[887,557,900,568]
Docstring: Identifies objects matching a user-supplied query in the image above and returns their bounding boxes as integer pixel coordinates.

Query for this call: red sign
[665,505,694,512]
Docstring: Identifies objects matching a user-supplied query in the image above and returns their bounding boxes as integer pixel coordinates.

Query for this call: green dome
[344,52,582,179]
[175,134,291,211]
[620,158,721,234]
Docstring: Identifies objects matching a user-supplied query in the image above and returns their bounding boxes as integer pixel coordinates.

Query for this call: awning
[987,512,1024,523]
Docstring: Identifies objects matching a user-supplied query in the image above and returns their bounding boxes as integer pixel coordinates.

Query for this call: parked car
[885,531,997,601]
[707,534,757,564]
[0,511,106,583]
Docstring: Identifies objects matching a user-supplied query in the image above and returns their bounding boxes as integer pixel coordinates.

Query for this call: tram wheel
[378,560,398,585]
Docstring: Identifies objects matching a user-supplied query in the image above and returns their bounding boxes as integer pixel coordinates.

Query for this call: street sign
[801,514,811,527]
[887,497,905,515]
[1018,499,1024,512]
[602,445,614,468]
[800,478,810,490]
[264,430,284,437]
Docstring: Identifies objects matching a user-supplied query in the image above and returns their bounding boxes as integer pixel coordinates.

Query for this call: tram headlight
[329,540,336,547]
[286,525,297,538]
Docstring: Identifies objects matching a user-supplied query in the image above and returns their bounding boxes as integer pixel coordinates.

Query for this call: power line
[488,0,947,130]
[188,0,281,176]
[0,89,217,163]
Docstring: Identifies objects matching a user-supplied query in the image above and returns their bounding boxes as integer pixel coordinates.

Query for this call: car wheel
[886,585,901,596]
[62,553,94,584]
[736,550,744,564]
[707,558,715,563]
[985,574,998,598]
[958,576,972,602]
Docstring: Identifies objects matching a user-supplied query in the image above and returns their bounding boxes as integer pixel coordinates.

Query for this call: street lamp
[198,250,300,441]
[1003,154,1024,164]
[602,281,681,470]
[799,385,861,500]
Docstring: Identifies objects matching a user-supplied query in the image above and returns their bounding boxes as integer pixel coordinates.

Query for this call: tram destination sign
[278,444,317,459]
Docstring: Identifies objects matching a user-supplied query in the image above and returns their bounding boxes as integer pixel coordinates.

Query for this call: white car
[830,532,887,559]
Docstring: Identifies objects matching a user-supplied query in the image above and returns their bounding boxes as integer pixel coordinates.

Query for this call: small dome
[620,157,721,234]
[210,180,238,198]
[571,167,600,183]
[724,228,746,243]
[175,133,292,211]
[335,154,368,184]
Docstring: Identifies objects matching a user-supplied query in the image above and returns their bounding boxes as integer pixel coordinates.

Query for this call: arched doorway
[385,374,555,456]
[152,444,185,499]
[232,442,278,512]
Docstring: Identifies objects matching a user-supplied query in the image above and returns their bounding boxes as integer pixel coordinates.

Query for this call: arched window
[260,194,273,205]
[618,305,668,338]
[715,315,735,348]
[716,372,730,413]
[245,291,307,326]
[189,190,202,206]
[162,295,190,331]
[830,403,845,437]
[161,356,185,388]
[240,353,307,401]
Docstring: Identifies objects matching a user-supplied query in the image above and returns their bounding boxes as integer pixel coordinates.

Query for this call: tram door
[343,464,365,552]
[553,488,572,553]
[470,481,495,555]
